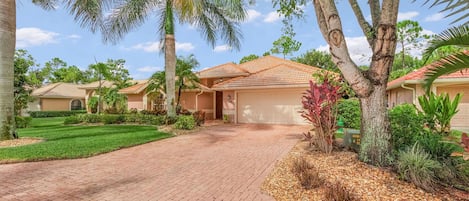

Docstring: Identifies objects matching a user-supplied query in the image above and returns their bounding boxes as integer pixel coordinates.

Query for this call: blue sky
[16,1,460,80]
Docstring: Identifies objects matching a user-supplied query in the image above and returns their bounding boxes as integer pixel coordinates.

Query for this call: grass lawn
[0,117,172,163]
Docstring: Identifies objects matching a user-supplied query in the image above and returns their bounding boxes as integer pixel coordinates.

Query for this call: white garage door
[237,89,308,125]
[452,103,469,128]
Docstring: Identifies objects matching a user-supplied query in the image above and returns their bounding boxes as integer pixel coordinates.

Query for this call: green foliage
[14,49,36,115]
[336,99,361,129]
[269,20,301,58]
[29,110,86,118]
[174,115,196,130]
[102,115,126,125]
[292,49,338,72]
[78,114,102,123]
[239,54,259,64]
[0,117,172,162]
[397,143,442,192]
[418,92,462,135]
[87,96,99,113]
[418,133,459,161]
[389,68,414,81]
[15,116,32,128]
[64,115,81,125]
[389,104,425,151]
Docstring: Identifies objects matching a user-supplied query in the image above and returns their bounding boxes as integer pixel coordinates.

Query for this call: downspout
[400,84,416,105]
[195,90,204,111]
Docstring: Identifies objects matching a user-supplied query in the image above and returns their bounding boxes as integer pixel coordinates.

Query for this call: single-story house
[29,82,86,112]
[387,65,469,129]
[119,56,326,125]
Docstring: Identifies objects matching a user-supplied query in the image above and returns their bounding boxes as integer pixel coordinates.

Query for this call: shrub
[164,115,179,125]
[301,72,342,153]
[174,115,195,130]
[418,132,459,161]
[193,111,205,126]
[29,110,86,118]
[291,157,323,189]
[78,114,102,123]
[104,107,125,114]
[397,143,442,192]
[140,109,167,116]
[64,116,81,125]
[324,182,355,201]
[389,104,425,152]
[15,116,32,128]
[102,115,125,124]
[337,99,361,129]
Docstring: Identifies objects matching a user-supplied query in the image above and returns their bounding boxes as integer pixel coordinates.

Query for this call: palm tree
[0,1,16,140]
[175,54,200,110]
[422,25,469,93]
[103,0,247,117]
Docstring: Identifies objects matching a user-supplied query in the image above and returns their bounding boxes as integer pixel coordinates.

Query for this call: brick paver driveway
[0,124,306,201]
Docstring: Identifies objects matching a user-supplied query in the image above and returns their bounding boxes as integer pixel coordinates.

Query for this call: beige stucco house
[387,66,469,129]
[29,82,86,112]
[119,56,325,124]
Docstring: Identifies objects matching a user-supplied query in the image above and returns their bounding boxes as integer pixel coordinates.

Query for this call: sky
[16,1,463,80]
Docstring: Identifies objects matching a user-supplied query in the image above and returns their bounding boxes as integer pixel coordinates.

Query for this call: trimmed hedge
[64,114,178,126]
[29,110,86,118]
[15,116,33,128]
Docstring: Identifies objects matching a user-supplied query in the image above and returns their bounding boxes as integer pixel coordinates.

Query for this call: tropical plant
[274,0,400,166]
[301,73,342,153]
[389,104,425,152]
[397,143,442,192]
[174,115,196,130]
[175,54,200,109]
[103,0,247,117]
[418,92,462,135]
[417,0,468,25]
[422,24,469,93]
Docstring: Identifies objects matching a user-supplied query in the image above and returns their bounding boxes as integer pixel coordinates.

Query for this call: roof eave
[211,84,310,91]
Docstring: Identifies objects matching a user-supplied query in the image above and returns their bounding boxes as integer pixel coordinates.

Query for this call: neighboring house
[29,82,86,112]
[119,56,325,125]
[387,66,469,129]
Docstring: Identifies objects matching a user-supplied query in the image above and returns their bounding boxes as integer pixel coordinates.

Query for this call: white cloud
[246,9,262,23]
[137,66,163,72]
[397,11,419,21]
[16,27,59,48]
[263,11,282,23]
[317,36,372,66]
[424,13,444,22]
[213,45,232,52]
[129,41,194,53]
[67,34,81,39]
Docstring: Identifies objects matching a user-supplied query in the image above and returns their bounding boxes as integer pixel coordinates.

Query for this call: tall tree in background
[276,0,400,166]
[395,20,428,70]
[0,0,16,140]
[239,54,259,64]
[292,49,338,72]
[103,0,247,117]
[14,50,35,117]
[270,20,302,59]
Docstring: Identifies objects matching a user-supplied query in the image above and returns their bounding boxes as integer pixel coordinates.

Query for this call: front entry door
[216,91,223,119]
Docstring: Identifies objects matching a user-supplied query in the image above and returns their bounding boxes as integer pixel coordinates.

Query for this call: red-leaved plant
[462,133,469,160]
[301,72,342,153]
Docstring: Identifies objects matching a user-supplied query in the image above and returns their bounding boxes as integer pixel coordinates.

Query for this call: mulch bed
[0,137,43,148]
[262,140,469,201]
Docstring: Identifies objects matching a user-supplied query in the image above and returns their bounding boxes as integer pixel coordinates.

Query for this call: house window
[70,99,82,110]
[152,94,165,111]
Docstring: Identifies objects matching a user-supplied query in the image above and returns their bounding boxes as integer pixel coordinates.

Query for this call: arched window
[70,99,82,110]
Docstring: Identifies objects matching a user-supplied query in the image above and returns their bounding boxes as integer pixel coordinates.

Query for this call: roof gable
[197,62,248,78]
[32,82,85,98]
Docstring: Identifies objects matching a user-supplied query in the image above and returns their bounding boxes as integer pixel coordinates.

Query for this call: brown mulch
[262,140,469,201]
[0,137,43,148]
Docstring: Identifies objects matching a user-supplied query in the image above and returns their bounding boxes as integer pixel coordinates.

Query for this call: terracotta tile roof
[118,82,149,94]
[32,82,85,98]
[211,62,323,90]
[78,80,115,89]
[197,62,249,78]
[387,52,469,89]
[238,55,316,73]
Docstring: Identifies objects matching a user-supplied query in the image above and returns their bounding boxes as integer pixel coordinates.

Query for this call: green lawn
[0,117,172,163]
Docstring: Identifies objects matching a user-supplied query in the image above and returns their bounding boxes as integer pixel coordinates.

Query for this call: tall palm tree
[0,0,16,140]
[422,24,469,93]
[103,0,247,117]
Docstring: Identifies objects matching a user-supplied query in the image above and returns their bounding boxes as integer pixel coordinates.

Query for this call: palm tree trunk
[0,0,16,140]
[164,1,176,117]
[176,79,183,110]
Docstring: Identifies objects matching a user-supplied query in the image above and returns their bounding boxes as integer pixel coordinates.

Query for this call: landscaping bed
[262,141,469,201]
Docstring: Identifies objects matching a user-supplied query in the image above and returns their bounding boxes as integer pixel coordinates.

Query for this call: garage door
[237,89,308,124]
[452,103,469,128]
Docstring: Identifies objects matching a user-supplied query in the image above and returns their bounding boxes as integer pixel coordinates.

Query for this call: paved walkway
[0,124,306,201]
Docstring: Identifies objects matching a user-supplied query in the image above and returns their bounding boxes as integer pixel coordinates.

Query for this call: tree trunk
[176,79,183,110]
[165,34,176,117]
[0,0,16,140]
[359,85,391,166]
